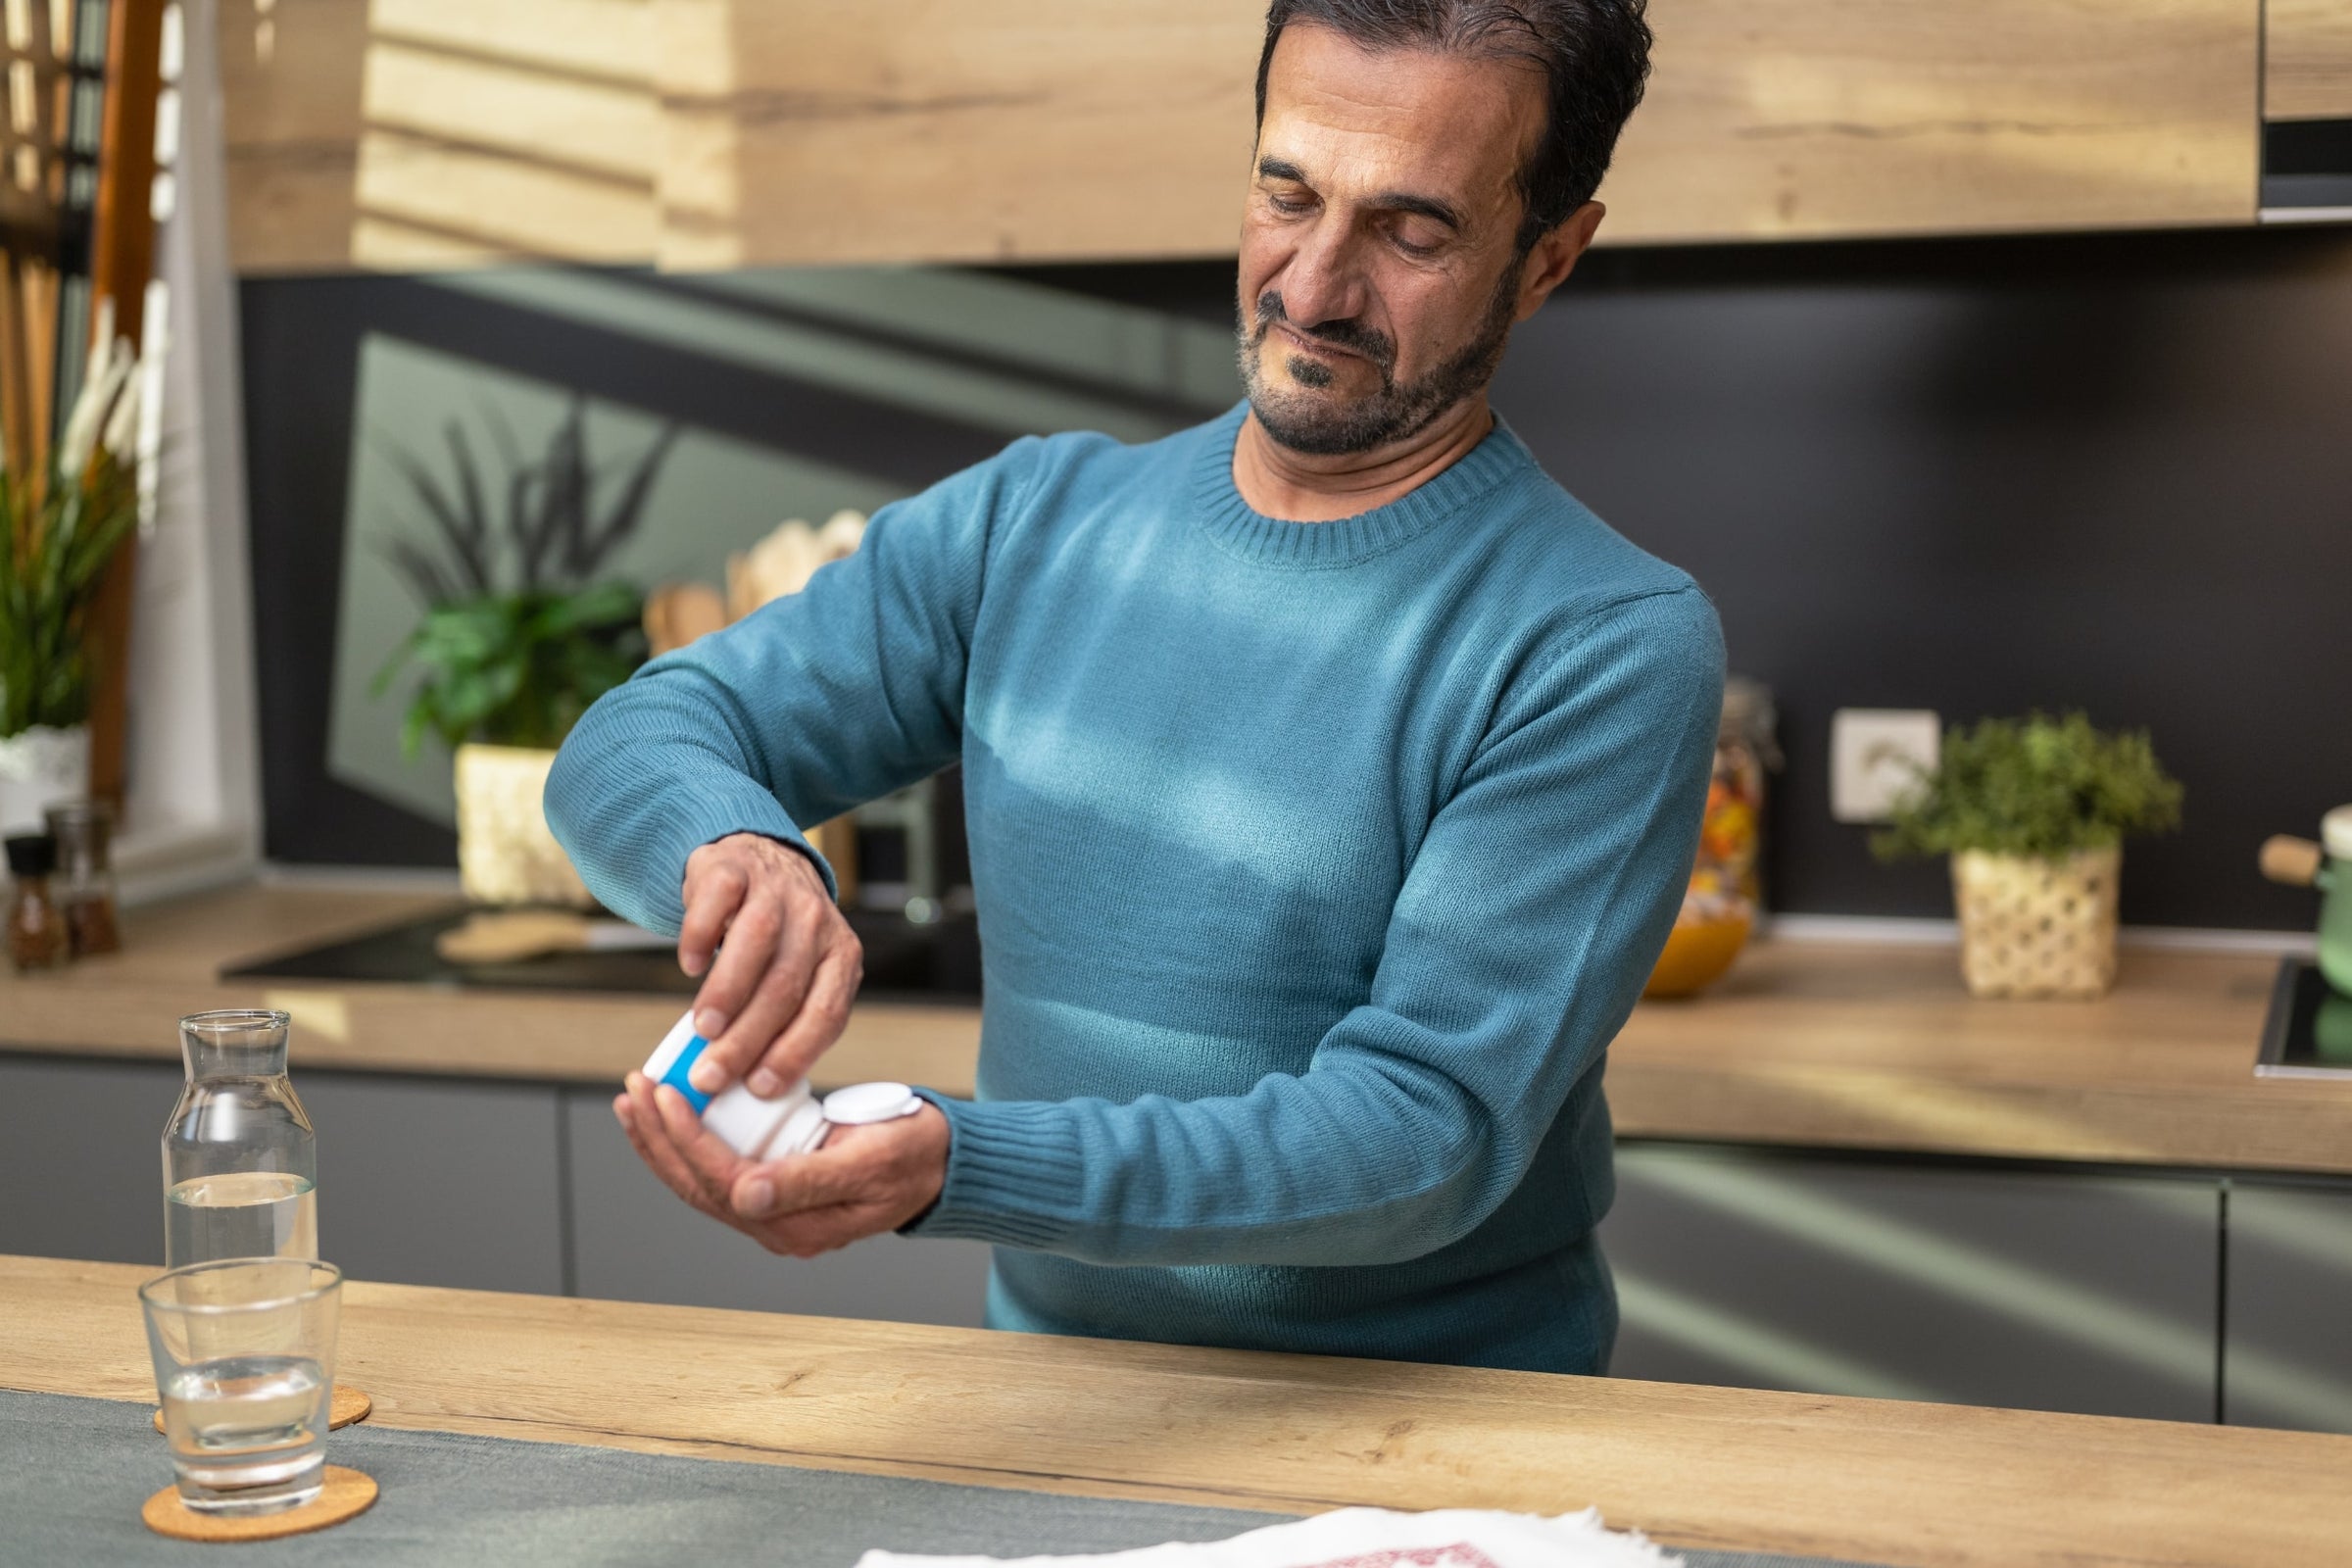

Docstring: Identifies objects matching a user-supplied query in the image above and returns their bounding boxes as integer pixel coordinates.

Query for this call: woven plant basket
[453,743,593,907]
[1950,847,2121,1000]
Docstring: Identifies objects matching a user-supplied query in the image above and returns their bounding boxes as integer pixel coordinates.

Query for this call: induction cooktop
[221,905,982,1004]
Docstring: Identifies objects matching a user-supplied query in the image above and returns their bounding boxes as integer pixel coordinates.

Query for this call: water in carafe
[162,1011,318,1267]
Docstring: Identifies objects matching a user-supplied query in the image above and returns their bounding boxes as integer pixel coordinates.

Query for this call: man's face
[1238,24,1550,457]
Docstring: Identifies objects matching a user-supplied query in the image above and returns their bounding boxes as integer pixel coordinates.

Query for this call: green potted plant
[1873,711,2183,999]
[372,400,675,906]
[0,339,146,834]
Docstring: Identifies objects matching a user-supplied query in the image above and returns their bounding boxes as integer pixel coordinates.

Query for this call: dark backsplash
[242,227,2352,929]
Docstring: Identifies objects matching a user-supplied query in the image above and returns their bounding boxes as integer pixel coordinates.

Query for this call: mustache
[1251,293,1396,370]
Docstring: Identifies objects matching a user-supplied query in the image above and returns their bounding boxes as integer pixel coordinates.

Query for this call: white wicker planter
[1950,847,2121,1000]
[453,743,592,907]
[0,723,90,836]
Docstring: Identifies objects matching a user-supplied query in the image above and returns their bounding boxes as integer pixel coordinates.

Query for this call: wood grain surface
[1605,937,2352,1172]
[1601,0,2261,243]
[6,885,2344,1173]
[220,0,658,273]
[219,0,2266,273]
[2266,0,2352,121]
[13,1254,2349,1567]
[655,0,1263,270]
[0,883,978,1094]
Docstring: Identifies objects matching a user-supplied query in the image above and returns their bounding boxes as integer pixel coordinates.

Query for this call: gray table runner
[0,1391,1879,1568]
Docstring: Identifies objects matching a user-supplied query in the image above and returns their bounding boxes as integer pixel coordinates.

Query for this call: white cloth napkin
[856,1506,1683,1568]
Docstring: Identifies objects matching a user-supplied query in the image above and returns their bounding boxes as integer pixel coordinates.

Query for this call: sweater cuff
[902,1090,1085,1250]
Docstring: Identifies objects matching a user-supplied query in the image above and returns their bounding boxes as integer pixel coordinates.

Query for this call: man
[547,0,1720,1375]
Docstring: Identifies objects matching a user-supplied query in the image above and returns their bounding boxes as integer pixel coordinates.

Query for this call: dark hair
[1253,0,1653,253]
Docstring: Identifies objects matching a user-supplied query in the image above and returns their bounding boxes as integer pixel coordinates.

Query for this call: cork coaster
[140,1465,377,1542]
[155,1384,371,1436]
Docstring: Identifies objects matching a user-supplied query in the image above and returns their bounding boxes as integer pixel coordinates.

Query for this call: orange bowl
[1642,913,1754,1000]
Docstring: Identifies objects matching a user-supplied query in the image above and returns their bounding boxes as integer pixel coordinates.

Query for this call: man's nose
[1275,219,1369,329]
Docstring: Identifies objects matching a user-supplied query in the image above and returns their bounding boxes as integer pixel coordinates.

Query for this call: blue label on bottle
[658,1035,713,1113]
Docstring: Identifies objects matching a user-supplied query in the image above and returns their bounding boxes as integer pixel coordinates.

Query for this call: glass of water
[139,1258,342,1514]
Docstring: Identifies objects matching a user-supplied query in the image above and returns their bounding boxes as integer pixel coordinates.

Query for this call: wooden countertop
[9,1253,2347,1568]
[5,882,2348,1175]
[0,882,979,1094]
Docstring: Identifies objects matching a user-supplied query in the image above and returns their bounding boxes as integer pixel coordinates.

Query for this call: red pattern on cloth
[1290,1546,1502,1568]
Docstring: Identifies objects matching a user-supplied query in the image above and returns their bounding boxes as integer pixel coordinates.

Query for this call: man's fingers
[649,1081,754,1202]
[731,1129,888,1221]
[752,943,862,1091]
[676,861,748,981]
[619,1075,728,1222]
[707,911,824,1096]
[685,899,787,1091]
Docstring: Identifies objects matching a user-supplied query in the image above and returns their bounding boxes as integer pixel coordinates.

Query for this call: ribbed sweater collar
[1188,400,1536,568]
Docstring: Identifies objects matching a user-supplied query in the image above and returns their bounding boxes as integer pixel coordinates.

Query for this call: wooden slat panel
[1599,0,2261,243]
[657,0,1262,270]
[220,0,656,274]
[2267,0,2352,121]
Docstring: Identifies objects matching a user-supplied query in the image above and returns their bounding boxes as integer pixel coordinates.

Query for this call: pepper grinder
[6,833,68,971]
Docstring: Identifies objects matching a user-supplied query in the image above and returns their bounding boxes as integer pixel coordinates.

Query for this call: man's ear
[1514,201,1605,321]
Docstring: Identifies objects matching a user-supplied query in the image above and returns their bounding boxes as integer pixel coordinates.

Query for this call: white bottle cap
[822,1081,923,1126]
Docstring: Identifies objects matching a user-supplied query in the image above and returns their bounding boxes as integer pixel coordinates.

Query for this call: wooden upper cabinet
[223,0,658,273]
[2266,0,2352,122]
[657,0,1261,270]
[1600,0,2261,243]
[220,0,2267,272]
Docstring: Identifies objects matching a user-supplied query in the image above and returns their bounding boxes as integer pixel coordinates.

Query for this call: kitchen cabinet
[221,0,658,273]
[297,1073,566,1295]
[0,1054,566,1293]
[2221,1177,2352,1435]
[1601,0,2259,242]
[2265,0,2352,122]
[1603,1142,2223,1421]
[0,1055,181,1267]
[563,1088,992,1325]
[0,1052,980,1316]
[220,0,2269,273]
[658,0,1260,270]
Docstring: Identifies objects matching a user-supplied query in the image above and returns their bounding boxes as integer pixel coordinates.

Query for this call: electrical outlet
[1831,709,1939,824]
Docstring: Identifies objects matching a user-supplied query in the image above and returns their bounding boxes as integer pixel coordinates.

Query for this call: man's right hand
[677,832,863,1099]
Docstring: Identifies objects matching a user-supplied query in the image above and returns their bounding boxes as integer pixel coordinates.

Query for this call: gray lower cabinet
[563,1088,992,1326]
[0,1054,564,1295]
[297,1074,565,1296]
[0,1054,183,1267]
[2223,1177,2352,1435]
[1602,1142,2222,1422]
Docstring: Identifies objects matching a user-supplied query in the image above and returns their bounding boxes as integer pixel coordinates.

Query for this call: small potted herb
[372,400,675,905]
[1873,711,2183,999]
[0,339,146,834]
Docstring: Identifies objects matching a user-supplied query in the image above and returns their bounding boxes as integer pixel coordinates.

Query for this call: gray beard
[1237,270,1519,458]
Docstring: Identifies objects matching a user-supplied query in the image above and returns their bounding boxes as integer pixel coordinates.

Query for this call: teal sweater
[545,404,1723,1374]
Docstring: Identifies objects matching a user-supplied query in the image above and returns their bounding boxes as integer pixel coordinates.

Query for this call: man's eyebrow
[1372,191,1464,230]
[1255,158,1465,231]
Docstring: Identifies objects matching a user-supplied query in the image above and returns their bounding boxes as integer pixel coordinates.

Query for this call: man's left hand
[614,1073,949,1256]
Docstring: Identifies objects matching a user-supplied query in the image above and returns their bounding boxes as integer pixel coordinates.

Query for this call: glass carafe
[161,1010,318,1267]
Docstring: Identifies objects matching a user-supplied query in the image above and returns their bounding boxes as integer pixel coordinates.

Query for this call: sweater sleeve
[543,439,1040,933]
[907,585,1725,1266]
